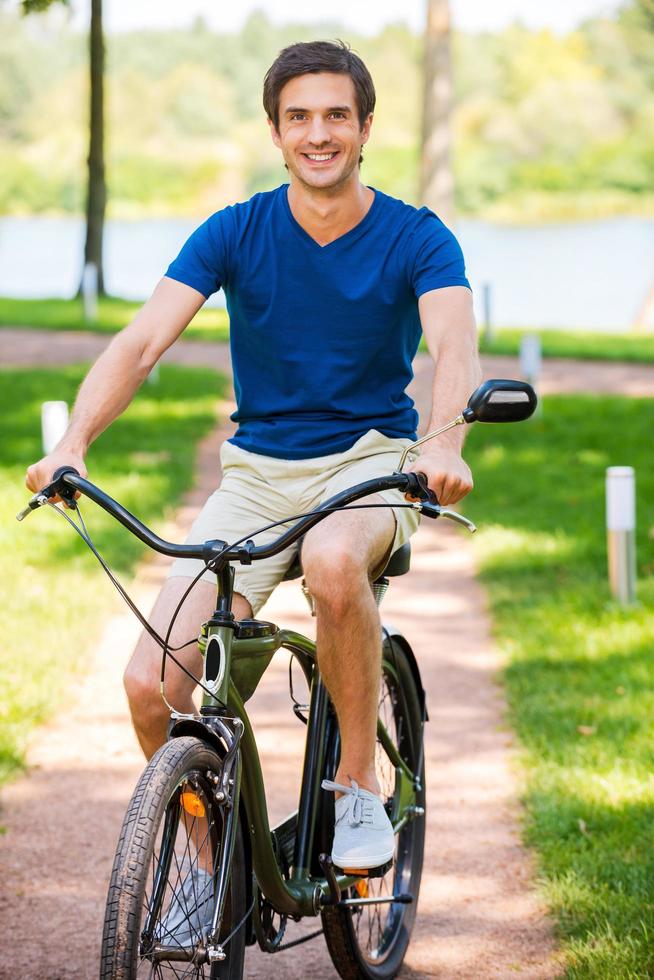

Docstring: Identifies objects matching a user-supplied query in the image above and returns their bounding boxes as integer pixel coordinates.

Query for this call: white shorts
[169,429,420,615]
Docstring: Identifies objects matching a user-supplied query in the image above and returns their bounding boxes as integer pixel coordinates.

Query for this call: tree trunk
[78,0,106,295]
[420,0,454,226]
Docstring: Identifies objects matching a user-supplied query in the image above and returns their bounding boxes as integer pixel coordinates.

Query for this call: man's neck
[287,177,374,247]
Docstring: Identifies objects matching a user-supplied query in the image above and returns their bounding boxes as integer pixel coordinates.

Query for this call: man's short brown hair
[263,39,376,130]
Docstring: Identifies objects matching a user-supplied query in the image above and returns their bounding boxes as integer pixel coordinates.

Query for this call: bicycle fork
[204,714,244,964]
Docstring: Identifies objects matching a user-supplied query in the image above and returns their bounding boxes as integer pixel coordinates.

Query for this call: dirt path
[2,325,654,397]
[0,329,607,978]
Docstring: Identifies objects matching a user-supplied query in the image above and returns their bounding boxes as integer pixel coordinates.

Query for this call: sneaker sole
[334,857,394,879]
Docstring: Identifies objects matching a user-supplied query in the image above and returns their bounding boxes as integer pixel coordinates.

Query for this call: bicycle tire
[320,636,426,980]
[100,735,247,980]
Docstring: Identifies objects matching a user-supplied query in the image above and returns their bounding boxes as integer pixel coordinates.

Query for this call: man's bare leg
[123,576,252,760]
[123,577,253,875]
[301,501,395,797]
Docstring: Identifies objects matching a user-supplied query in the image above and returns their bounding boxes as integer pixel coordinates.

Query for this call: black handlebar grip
[47,465,81,505]
[51,465,81,483]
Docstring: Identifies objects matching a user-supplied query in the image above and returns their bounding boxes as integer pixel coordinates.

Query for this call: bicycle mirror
[462,379,537,423]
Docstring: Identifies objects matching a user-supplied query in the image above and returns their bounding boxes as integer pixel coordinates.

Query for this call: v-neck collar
[281,184,379,251]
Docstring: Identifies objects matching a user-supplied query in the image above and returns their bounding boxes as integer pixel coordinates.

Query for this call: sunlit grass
[0,295,230,343]
[463,395,654,978]
[478,326,654,364]
[0,364,226,786]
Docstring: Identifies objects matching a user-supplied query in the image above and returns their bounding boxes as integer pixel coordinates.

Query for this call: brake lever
[436,507,477,533]
[16,466,80,522]
[16,493,50,521]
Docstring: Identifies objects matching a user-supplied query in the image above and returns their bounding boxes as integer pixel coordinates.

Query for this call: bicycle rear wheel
[100,735,247,980]
[320,636,426,980]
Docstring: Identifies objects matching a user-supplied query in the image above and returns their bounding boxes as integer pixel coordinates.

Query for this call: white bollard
[520,333,542,414]
[520,333,542,386]
[42,401,69,455]
[606,466,636,604]
[482,282,493,345]
[82,262,98,321]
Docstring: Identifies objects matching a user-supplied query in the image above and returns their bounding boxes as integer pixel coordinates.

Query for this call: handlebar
[18,465,474,565]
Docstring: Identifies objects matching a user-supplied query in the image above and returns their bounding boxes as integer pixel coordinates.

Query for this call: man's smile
[302,151,340,164]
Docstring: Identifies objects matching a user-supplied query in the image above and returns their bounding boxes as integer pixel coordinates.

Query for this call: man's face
[269,72,372,192]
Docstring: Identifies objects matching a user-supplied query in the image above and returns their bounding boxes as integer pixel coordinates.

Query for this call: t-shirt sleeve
[164,211,229,299]
[409,209,471,298]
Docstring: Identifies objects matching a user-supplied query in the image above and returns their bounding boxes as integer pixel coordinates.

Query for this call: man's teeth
[306,153,336,161]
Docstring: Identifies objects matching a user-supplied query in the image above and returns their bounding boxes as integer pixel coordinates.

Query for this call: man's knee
[123,586,253,719]
[302,543,368,610]
[123,636,165,720]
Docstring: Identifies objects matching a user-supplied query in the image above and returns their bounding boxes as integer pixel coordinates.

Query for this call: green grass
[463,395,654,978]
[0,296,230,343]
[0,364,226,787]
[478,327,654,364]
[3,297,654,364]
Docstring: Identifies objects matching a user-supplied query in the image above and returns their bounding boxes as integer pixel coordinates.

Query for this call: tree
[23,0,106,295]
[420,0,454,225]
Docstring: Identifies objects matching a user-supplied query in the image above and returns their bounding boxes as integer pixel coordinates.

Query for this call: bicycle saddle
[282,541,411,582]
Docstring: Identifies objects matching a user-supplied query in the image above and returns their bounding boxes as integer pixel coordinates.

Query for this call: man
[26,40,480,872]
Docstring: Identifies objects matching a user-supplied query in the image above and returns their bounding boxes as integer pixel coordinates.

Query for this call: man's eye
[290,113,306,121]
[330,112,346,119]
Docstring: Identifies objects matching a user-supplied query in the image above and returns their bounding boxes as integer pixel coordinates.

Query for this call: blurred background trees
[0,2,652,221]
[18,0,107,291]
[421,0,454,224]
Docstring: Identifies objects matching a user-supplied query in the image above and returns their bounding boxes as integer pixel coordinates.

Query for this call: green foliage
[20,0,68,13]
[0,364,226,785]
[464,395,654,976]
[0,3,653,218]
[453,13,654,216]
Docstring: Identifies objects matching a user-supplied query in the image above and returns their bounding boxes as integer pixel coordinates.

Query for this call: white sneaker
[322,778,395,871]
[157,866,214,948]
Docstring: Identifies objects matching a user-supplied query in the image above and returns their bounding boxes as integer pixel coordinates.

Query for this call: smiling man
[26,41,480,878]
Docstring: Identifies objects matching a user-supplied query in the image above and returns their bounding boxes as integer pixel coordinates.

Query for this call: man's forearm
[59,330,153,455]
[409,286,481,505]
[425,326,482,453]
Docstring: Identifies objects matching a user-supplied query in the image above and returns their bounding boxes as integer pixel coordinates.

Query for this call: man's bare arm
[25,277,206,492]
[407,285,482,506]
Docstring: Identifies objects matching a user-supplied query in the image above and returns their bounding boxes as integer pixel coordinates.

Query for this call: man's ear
[268,117,282,149]
[360,113,374,146]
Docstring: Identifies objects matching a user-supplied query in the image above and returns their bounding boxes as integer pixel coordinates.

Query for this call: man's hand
[25,450,87,502]
[406,448,473,506]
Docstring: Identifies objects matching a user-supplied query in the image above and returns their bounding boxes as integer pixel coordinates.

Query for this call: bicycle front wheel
[100,735,247,980]
[320,635,426,980]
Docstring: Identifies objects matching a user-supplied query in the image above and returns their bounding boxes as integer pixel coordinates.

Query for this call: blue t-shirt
[165,184,470,459]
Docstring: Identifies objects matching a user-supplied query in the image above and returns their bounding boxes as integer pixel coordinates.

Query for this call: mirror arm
[396,414,467,472]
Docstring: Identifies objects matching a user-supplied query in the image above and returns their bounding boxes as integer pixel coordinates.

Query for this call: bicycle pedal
[339,859,393,879]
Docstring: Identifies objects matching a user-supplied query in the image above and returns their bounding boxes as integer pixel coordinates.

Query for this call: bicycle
[18,378,536,979]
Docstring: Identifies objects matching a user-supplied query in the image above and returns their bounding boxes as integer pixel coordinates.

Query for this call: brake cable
[43,495,423,711]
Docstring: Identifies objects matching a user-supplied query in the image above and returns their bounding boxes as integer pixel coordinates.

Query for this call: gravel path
[4,325,638,979]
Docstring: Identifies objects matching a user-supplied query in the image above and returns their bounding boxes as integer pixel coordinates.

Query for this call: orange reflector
[355,879,369,897]
[180,791,206,818]
[343,868,369,877]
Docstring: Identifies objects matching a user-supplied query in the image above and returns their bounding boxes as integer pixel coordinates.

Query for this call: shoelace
[321,778,377,827]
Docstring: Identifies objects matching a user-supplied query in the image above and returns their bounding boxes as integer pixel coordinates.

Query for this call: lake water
[1,214,653,331]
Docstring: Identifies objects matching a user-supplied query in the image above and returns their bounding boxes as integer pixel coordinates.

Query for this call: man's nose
[307,116,331,145]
